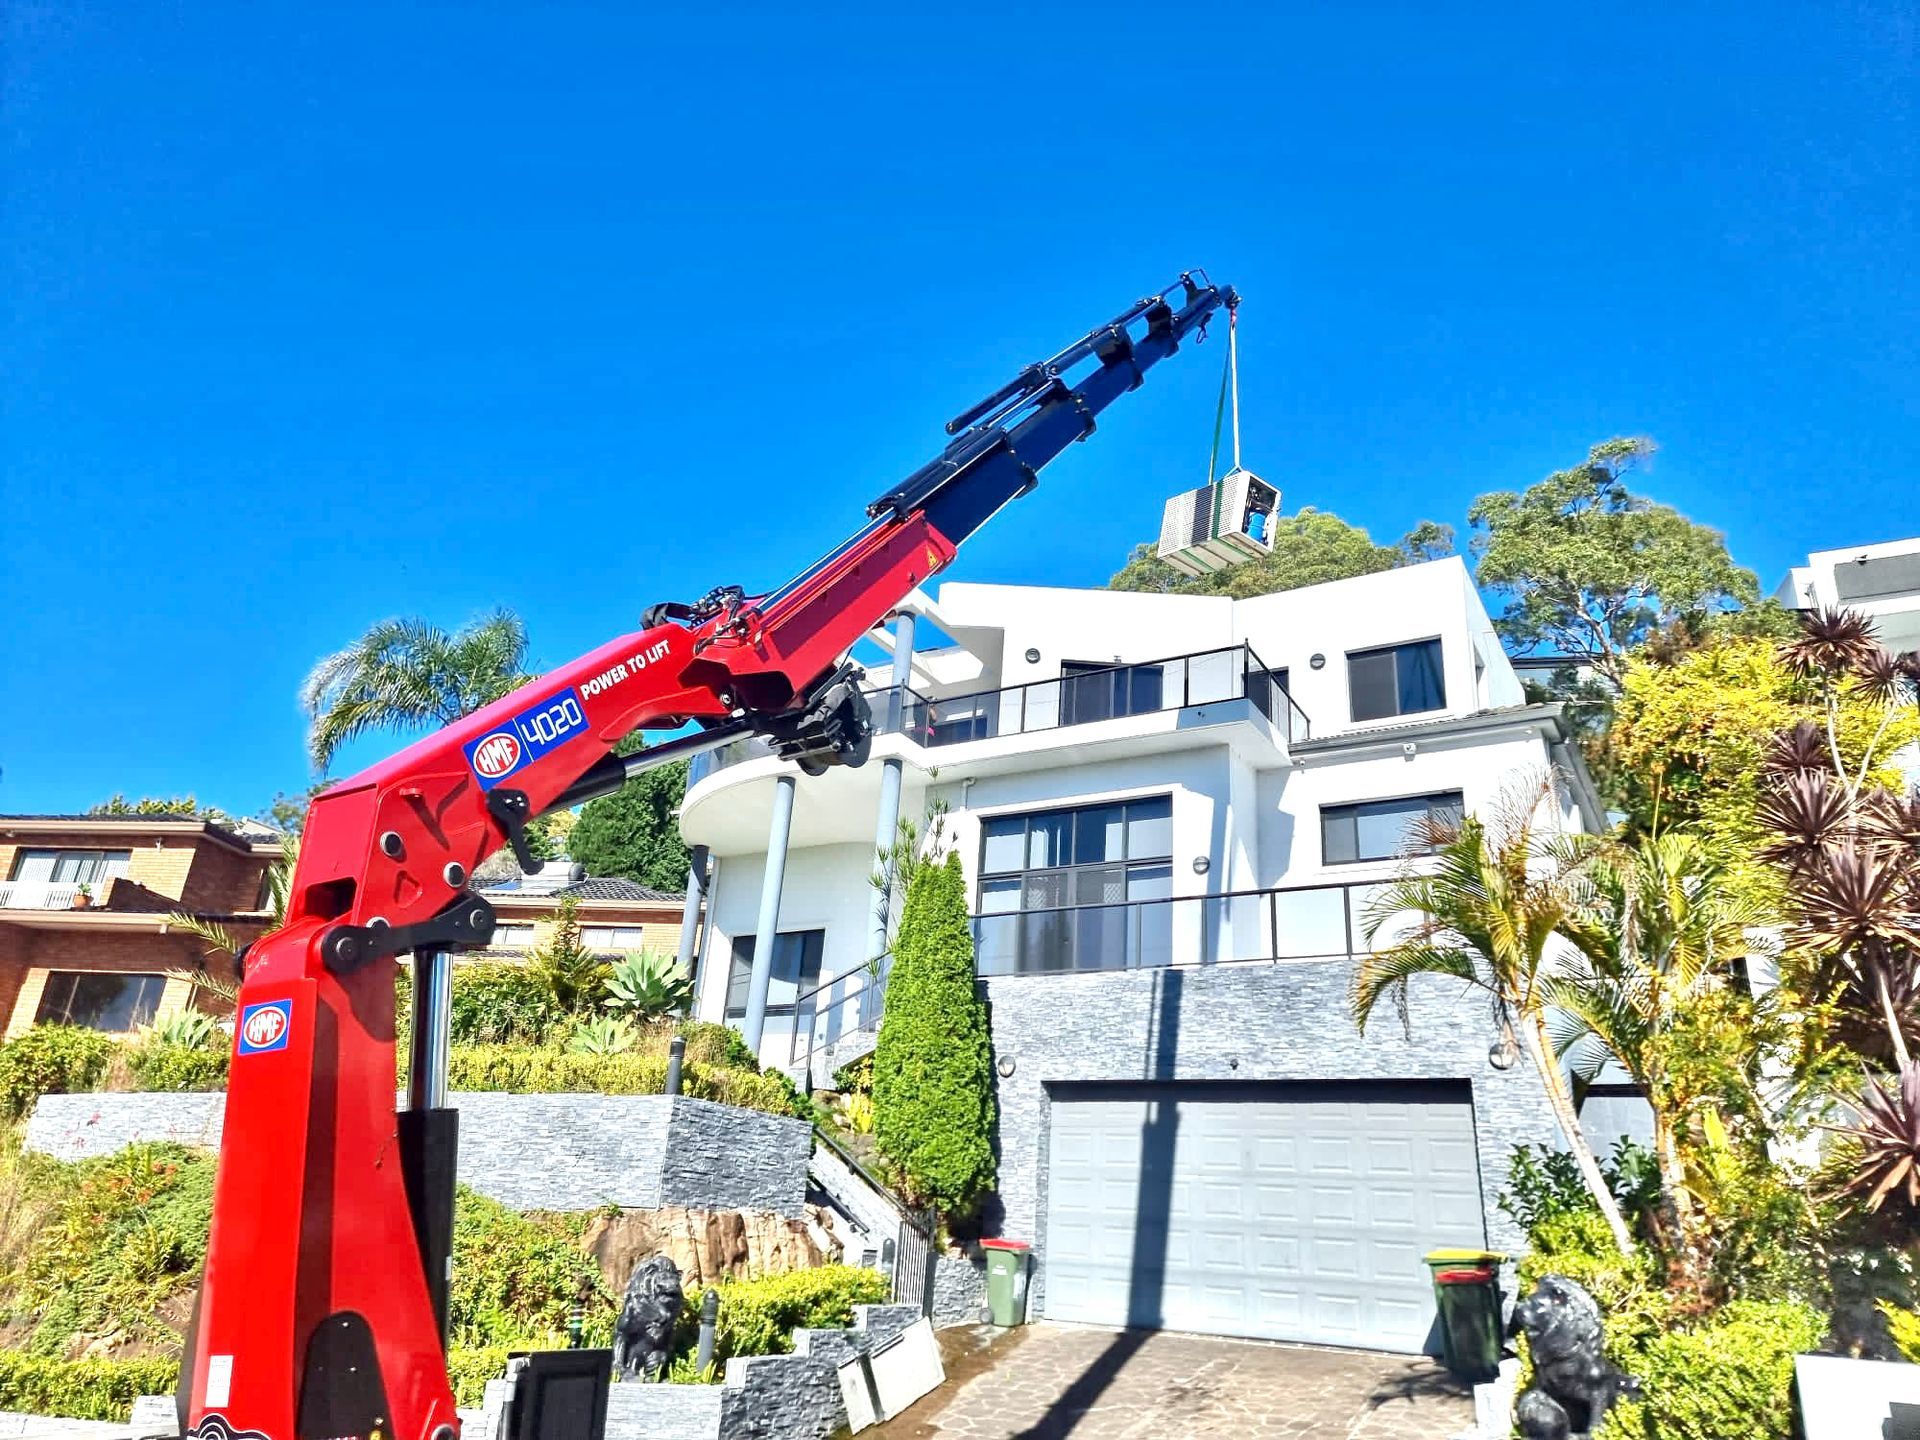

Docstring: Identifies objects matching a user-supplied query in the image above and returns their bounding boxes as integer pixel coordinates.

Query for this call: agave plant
[566,1015,639,1056]
[140,1009,227,1050]
[602,952,696,1020]
[1828,1065,1920,1214]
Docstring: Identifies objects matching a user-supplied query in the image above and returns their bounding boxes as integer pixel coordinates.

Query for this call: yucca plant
[140,1010,226,1050]
[566,1015,639,1056]
[602,952,695,1020]
[1829,1066,1920,1213]
[1761,606,1920,1217]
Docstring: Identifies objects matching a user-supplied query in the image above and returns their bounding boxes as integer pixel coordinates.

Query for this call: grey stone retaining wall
[26,1092,810,1217]
[930,1254,987,1328]
[479,1304,926,1440]
[984,962,1562,1319]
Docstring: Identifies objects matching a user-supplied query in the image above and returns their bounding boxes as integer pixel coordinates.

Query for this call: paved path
[872,1325,1473,1440]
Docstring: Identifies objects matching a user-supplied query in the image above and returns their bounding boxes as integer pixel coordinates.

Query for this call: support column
[676,844,709,980]
[865,612,917,973]
[741,774,797,1056]
[401,948,456,1340]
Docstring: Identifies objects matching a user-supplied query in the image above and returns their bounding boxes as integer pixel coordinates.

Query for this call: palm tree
[1548,831,1773,1252]
[1350,773,1638,1254]
[300,610,533,772]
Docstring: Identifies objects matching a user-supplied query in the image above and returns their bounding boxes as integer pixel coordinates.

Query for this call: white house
[677,556,1601,1356]
[1776,535,1920,656]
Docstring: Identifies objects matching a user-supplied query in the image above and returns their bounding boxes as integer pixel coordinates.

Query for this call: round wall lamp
[1488,1036,1519,1071]
[1024,648,1041,664]
[996,1055,1017,1078]
[1191,856,1211,875]
[1309,653,1327,670]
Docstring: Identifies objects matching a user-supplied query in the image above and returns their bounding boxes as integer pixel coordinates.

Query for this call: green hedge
[450,961,569,1046]
[0,1026,119,1119]
[0,1352,179,1420]
[1599,1299,1827,1440]
[447,1346,513,1407]
[127,1041,229,1092]
[696,1265,892,1364]
[445,1046,801,1117]
[449,1187,610,1351]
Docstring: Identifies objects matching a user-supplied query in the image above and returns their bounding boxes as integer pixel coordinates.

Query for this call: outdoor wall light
[1192,856,1210,875]
[1309,653,1327,670]
[1024,648,1041,664]
[996,1056,1017,1078]
[1489,1036,1519,1071]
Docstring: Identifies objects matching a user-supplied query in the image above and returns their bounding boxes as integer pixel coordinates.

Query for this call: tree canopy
[1108,507,1455,599]
[90,795,229,820]
[300,610,532,771]
[566,760,692,891]
[1469,438,1757,686]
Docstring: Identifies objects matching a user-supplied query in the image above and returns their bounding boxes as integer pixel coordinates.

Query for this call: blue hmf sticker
[237,1000,292,1055]
[462,686,588,790]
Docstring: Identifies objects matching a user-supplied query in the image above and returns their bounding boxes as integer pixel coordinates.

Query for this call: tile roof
[554,877,685,903]
[0,813,283,851]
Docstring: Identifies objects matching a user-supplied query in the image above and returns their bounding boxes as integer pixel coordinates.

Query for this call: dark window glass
[976,796,1178,974]
[34,972,166,1032]
[1348,640,1446,721]
[724,930,825,1018]
[1320,792,1465,864]
[1059,661,1167,726]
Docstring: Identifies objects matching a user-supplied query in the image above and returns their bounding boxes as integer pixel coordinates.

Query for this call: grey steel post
[694,1288,720,1375]
[675,844,709,978]
[865,612,917,977]
[665,1035,685,1096]
[408,947,454,1111]
[741,773,797,1054]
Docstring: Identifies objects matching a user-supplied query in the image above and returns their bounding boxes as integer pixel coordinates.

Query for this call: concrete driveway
[872,1324,1474,1440]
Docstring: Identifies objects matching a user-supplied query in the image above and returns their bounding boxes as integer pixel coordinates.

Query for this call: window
[1347,640,1446,722]
[35,971,166,1032]
[582,925,650,951]
[490,923,537,949]
[725,930,826,1019]
[1321,792,1464,865]
[1058,662,1165,727]
[976,796,1174,974]
[7,849,133,885]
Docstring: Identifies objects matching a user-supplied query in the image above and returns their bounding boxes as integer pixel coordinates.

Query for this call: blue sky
[2,2,1915,818]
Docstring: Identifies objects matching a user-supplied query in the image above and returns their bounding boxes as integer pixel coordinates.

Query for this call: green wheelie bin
[982,1239,1032,1327]
[1423,1248,1507,1383]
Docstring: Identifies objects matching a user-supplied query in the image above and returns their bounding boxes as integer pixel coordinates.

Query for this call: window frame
[1319,790,1465,866]
[724,929,828,1020]
[33,970,168,1032]
[1346,637,1447,723]
[8,848,134,885]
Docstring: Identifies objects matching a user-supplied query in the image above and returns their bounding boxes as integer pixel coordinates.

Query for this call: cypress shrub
[871,851,996,1220]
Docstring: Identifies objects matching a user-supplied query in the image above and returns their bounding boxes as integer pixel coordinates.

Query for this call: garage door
[1043,1082,1485,1352]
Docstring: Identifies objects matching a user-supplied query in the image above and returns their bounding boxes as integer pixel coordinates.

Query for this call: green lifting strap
[1205,337,1231,537]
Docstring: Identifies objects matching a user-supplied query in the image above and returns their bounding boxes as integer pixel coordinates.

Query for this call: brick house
[473,860,688,963]
[0,814,285,1038]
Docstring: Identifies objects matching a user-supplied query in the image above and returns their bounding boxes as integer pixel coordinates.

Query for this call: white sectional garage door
[1043,1083,1485,1352]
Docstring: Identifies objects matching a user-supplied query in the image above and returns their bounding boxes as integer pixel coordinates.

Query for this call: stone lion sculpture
[1511,1274,1640,1439]
[612,1253,685,1381]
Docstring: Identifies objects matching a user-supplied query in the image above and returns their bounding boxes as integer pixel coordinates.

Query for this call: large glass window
[34,971,166,1032]
[8,849,133,885]
[1347,640,1446,722]
[725,930,826,1019]
[976,796,1174,974]
[582,925,650,951]
[1058,662,1166,726]
[1321,792,1464,864]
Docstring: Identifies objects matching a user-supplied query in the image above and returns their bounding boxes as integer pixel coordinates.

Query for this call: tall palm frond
[301,610,532,771]
[1780,606,1881,678]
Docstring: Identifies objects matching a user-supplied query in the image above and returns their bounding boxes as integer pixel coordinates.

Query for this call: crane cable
[1205,304,1242,535]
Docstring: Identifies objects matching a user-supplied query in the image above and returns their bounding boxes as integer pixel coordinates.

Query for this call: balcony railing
[0,879,109,911]
[690,643,1310,785]
[971,879,1418,978]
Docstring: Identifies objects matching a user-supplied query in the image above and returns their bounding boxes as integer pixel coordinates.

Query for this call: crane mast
[184,271,1237,1440]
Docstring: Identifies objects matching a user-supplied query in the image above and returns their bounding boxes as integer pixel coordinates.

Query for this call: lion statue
[1511,1274,1640,1439]
[611,1253,685,1381]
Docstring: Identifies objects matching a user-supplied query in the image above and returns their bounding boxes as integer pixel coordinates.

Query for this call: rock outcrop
[582,1205,842,1292]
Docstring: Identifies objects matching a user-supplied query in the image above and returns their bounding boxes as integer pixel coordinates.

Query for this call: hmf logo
[237,1000,291,1055]
[470,730,523,779]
